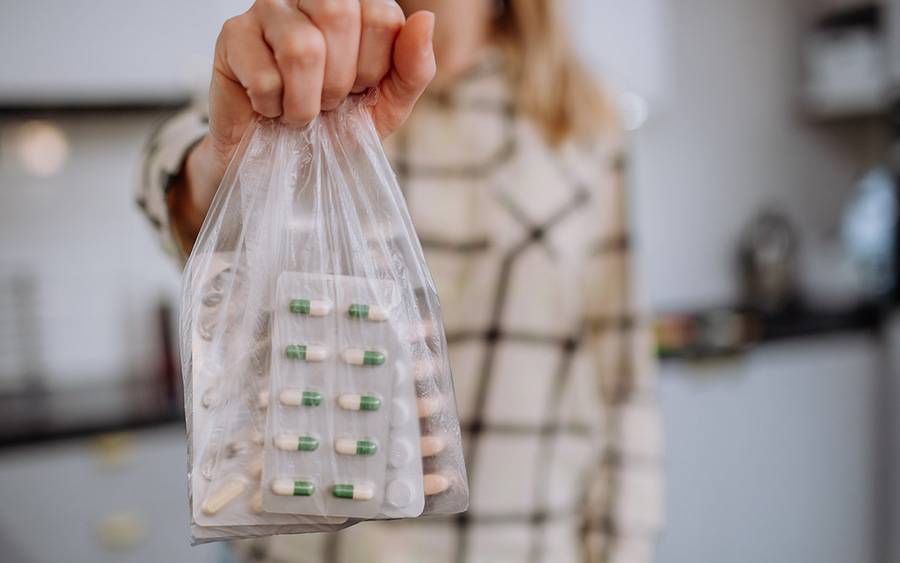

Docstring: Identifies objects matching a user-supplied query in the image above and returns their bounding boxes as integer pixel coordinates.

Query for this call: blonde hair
[494,0,616,145]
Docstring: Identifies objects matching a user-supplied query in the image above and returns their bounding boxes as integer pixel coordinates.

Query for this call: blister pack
[181,95,468,543]
[262,273,424,519]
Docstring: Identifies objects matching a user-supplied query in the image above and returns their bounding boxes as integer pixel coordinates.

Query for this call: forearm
[167,135,229,255]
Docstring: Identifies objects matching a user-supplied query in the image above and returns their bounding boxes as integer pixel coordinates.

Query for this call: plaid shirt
[138,55,663,563]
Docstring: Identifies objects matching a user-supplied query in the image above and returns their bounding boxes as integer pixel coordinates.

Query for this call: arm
[580,152,664,563]
[139,0,437,257]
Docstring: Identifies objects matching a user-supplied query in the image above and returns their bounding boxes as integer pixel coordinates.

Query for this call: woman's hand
[170,0,436,251]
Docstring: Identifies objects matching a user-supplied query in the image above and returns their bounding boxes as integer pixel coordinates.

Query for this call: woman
[138,1,663,562]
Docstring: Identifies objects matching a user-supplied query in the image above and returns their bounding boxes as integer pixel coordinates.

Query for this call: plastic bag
[180,95,468,543]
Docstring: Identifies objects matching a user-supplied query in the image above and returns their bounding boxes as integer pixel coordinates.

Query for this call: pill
[285,344,328,362]
[342,349,386,366]
[332,483,374,501]
[335,438,378,456]
[424,474,450,496]
[272,478,315,497]
[289,298,332,316]
[347,303,388,321]
[338,393,381,411]
[279,389,322,407]
[414,360,436,381]
[258,390,269,409]
[249,457,263,480]
[250,490,263,513]
[420,435,446,457]
[275,434,319,452]
[417,396,442,418]
[202,477,247,515]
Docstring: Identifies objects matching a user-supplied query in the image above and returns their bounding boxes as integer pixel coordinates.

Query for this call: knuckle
[317,0,357,25]
[365,1,404,31]
[254,0,280,11]
[355,67,384,88]
[246,72,282,99]
[219,15,245,39]
[278,32,325,67]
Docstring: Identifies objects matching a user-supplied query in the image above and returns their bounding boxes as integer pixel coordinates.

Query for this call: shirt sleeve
[136,106,209,260]
[579,149,665,563]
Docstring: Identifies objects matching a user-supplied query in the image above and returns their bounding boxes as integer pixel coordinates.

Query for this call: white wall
[0,0,250,104]
[572,0,885,310]
[0,113,183,387]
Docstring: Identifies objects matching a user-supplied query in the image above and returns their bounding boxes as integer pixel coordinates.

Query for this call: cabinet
[656,334,881,563]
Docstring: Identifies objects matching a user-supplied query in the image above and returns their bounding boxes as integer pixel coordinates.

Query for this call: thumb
[372,10,436,138]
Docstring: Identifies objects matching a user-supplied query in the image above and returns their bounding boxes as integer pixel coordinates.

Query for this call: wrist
[167,135,226,253]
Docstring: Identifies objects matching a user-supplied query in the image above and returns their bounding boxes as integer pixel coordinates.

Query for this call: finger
[259,7,326,125]
[217,16,283,118]
[373,10,436,138]
[297,0,361,111]
[353,0,405,93]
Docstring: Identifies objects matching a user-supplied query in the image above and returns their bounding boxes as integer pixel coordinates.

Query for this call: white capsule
[279,389,304,407]
[420,435,446,457]
[272,478,294,496]
[307,345,328,362]
[202,477,247,515]
[250,490,263,513]
[335,438,356,456]
[424,474,450,496]
[417,396,442,418]
[248,457,263,480]
[414,360,436,381]
[257,390,269,409]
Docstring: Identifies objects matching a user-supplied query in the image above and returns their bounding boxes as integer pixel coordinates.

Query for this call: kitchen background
[0,0,898,562]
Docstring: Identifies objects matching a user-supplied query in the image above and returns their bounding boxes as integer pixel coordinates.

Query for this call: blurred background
[1,0,899,561]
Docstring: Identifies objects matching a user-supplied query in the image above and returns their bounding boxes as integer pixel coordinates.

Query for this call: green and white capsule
[347,303,388,321]
[337,393,381,411]
[285,344,328,362]
[332,483,374,501]
[342,348,386,366]
[272,478,315,497]
[289,298,332,317]
[279,389,322,407]
[335,438,378,456]
[275,434,319,452]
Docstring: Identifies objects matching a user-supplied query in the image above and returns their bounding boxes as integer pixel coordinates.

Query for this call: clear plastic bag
[180,95,468,544]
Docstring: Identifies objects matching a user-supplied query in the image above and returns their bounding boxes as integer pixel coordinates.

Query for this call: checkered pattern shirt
[138,55,663,563]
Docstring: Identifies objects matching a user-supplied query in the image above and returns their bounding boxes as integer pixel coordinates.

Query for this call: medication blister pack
[262,273,425,519]
[181,97,468,543]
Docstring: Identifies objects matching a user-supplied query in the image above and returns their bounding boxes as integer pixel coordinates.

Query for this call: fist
[208,0,435,162]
